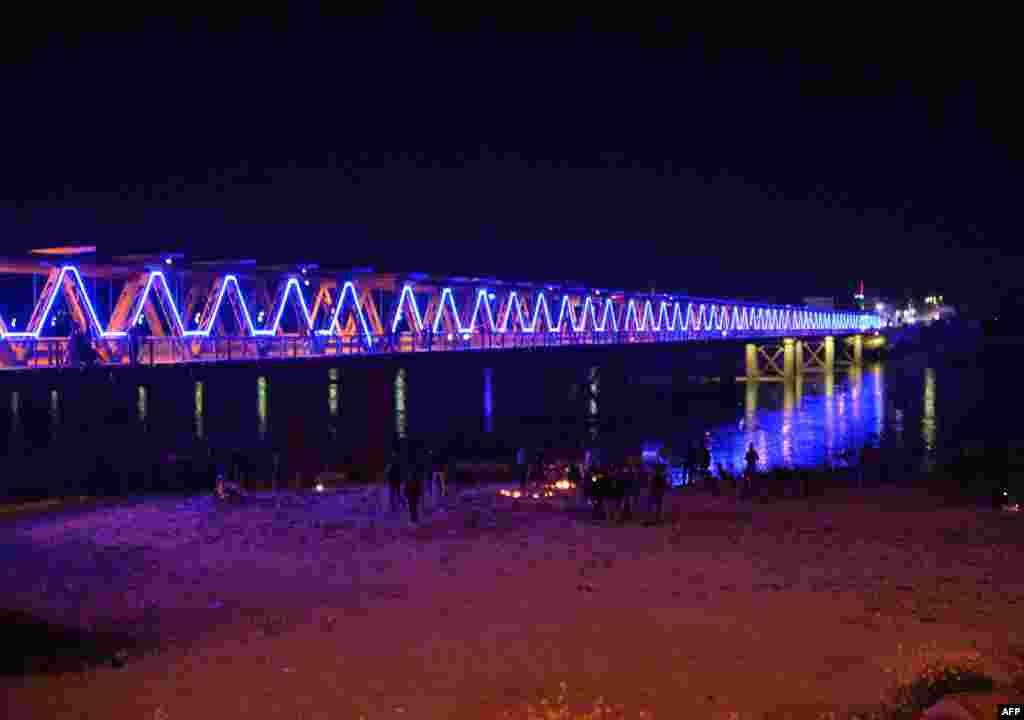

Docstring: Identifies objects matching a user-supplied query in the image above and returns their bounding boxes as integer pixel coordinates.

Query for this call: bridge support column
[852,334,863,367]
[794,340,804,376]
[783,338,796,383]
[744,343,759,380]
[824,336,835,373]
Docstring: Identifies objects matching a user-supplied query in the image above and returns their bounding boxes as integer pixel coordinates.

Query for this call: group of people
[385,440,451,524]
[582,456,671,524]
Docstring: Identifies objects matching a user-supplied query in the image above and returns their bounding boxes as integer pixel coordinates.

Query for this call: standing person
[529,450,544,489]
[650,451,669,524]
[591,465,608,521]
[432,448,447,497]
[446,452,458,497]
[743,444,759,500]
[516,447,527,491]
[568,460,582,489]
[701,441,712,491]
[686,442,699,485]
[405,442,424,524]
[387,451,404,512]
[745,444,759,477]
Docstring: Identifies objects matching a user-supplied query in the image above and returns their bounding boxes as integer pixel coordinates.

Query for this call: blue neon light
[391,285,424,334]
[0,264,882,348]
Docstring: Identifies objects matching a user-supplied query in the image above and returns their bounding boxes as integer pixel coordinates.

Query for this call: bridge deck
[0,261,879,371]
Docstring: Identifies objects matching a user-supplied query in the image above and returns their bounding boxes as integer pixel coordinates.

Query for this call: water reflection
[922,367,936,451]
[1,354,963,490]
[328,368,339,417]
[394,368,407,441]
[136,386,147,425]
[849,366,862,427]
[872,363,884,444]
[585,365,600,442]
[744,380,758,425]
[11,390,21,439]
[257,376,268,440]
[50,389,60,442]
[781,379,796,465]
[712,367,888,472]
[482,367,494,433]
[194,381,204,440]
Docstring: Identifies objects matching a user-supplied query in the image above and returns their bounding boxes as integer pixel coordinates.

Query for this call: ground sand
[2,484,1023,720]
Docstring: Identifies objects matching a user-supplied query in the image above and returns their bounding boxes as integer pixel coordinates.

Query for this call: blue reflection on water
[703,365,890,473]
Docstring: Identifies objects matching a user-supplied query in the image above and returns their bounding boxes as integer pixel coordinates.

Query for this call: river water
[1,348,977,497]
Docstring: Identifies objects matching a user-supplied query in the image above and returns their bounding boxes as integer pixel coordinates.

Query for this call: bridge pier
[783,338,796,383]
[745,343,759,380]
[743,334,863,383]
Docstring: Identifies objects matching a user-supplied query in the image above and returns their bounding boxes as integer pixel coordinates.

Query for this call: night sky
[1,15,1019,310]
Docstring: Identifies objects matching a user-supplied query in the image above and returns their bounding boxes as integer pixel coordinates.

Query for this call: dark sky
[0,14,1019,309]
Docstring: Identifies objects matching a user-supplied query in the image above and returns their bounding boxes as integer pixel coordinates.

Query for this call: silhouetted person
[387,454,404,512]
[745,444,759,476]
[686,443,698,484]
[650,455,669,523]
[516,447,527,491]
[431,449,447,496]
[701,444,712,490]
[405,443,425,524]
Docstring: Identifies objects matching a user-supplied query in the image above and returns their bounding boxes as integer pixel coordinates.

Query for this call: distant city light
[488,292,496,301]
[876,303,884,312]
[304,279,310,286]
[9,318,15,327]
[165,257,173,265]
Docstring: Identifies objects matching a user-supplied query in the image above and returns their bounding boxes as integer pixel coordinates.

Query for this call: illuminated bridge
[0,251,880,377]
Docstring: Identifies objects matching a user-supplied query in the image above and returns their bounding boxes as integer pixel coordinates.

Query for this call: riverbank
[3,483,1022,719]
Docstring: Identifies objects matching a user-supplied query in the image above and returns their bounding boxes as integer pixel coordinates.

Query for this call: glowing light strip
[553,295,576,333]
[391,285,424,334]
[260,277,314,335]
[322,281,374,346]
[531,292,553,333]
[0,265,882,348]
[601,298,618,332]
[468,289,497,333]
[641,300,656,331]
[128,271,187,335]
[4,265,123,339]
[573,296,596,333]
[498,291,530,333]
[186,275,255,336]
[432,287,466,334]
[623,299,642,332]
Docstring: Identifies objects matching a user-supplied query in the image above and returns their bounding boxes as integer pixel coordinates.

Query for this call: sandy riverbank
[2,483,1023,719]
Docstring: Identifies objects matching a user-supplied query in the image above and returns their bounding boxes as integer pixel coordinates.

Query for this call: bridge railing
[1,326,881,370]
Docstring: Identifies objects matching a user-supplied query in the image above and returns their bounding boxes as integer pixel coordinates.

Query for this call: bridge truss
[0,263,880,370]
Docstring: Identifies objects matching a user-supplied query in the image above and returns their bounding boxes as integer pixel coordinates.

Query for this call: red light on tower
[854,280,865,310]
